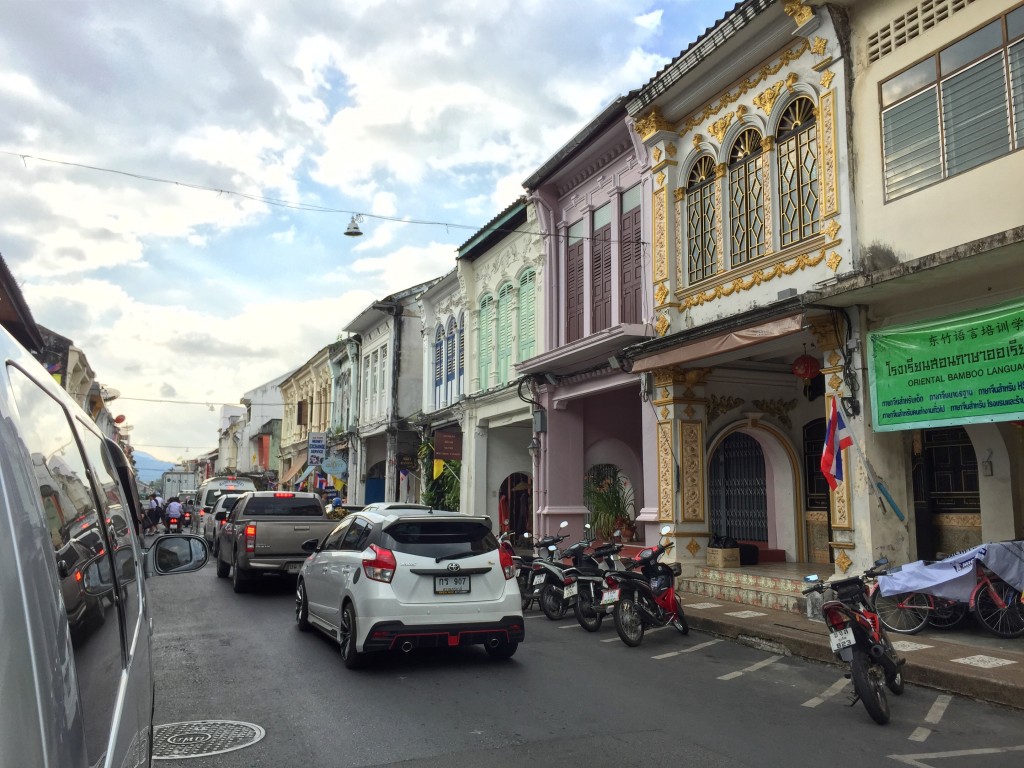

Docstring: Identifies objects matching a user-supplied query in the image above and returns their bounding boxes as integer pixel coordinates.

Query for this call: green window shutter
[478,296,493,389]
[497,284,514,384]
[518,270,536,360]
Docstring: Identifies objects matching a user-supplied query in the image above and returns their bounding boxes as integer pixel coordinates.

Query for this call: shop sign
[307,432,328,465]
[433,429,462,461]
[868,298,1024,431]
[321,454,348,477]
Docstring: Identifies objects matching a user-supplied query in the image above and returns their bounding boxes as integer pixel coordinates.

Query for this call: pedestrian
[147,494,161,535]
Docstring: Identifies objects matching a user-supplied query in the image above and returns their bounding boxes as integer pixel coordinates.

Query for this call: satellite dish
[114,414,126,424]
[101,387,121,402]
[119,425,134,432]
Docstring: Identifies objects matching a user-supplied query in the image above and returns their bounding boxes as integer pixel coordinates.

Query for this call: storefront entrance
[709,433,768,542]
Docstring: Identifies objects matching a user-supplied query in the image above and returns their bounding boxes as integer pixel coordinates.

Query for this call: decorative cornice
[783,1,814,27]
[708,112,734,143]
[634,109,675,140]
[707,394,745,422]
[751,398,798,428]
[753,82,785,114]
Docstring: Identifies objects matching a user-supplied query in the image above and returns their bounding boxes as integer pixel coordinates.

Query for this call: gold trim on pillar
[714,165,726,275]
[657,420,674,520]
[825,394,853,530]
[653,185,668,283]
[761,136,775,255]
[819,90,839,219]
[680,420,705,522]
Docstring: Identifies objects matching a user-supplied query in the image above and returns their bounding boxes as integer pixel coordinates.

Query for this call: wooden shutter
[591,222,612,332]
[566,239,584,342]
[619,206,642,324]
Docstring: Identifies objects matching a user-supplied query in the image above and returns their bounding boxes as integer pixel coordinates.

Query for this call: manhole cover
[153,720,265,760]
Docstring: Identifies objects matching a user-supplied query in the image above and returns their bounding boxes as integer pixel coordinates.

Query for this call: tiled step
[679,567,809,614]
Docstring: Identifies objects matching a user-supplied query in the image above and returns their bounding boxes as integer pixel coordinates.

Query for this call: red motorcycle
[802,558,905,725]
[601,525,688,646]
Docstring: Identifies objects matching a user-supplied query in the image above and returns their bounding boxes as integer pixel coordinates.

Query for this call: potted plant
[583,467,635,541]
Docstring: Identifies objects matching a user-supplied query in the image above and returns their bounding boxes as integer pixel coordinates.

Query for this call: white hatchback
[295,503,524,667]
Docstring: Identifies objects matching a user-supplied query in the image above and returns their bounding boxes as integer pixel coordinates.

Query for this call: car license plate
[829,627,855,652]
[532,573,547,587]
[563,582,578,599]
[600,588,620,605]
[286,563,302,574]
[434,575,470,595]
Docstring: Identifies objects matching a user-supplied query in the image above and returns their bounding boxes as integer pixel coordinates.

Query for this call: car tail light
[498,546,515,580]
[363,545,396,583]
[245,524,257,553]
[274,492,295,498]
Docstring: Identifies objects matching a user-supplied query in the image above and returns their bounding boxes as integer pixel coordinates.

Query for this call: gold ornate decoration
[677,39,809,135]
[827,252,842,272]
[708,113,734,143]
[655,283,669,306]
[692,133,703,149]
[807,510,828,523]
[652,147,663,163]
[653,186,668,282]
[684,404,696,418]
[820,69,835,89]
[635,108,674,140]
[714,162,728,180]
[933,514,982,528]
[686,538,701,557]
[824,219,841,241]
[681,421,705,522]
[753,82,785,114]
[808,315,841,349]
[828,351,841,367]
[656,171,666,187]
[666,143,677,158]
[736,104,748,120]
[707,394,745,422]
[714,169,726,275]
[657,421,674,521]
[674,187,685,202]
[784,1,814,26]
[660,406,669,420]
[761,135,775,152]
[683,247,827,308]
[752,398,798,428]
[655,313,671,337]
[835,549,852,573]
[761,149,774,255]
[811,37,828,56]
[828,373,843,391]
[785,72,799,93]
[819,89,839,219]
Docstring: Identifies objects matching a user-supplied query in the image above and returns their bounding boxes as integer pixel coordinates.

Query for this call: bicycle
[970,563,1024,638]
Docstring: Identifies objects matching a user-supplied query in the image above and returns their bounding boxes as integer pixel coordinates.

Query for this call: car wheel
[216,551,230,578]
[339,603,365,669]
[485,640,518,660]
[295,580,311,632]
[231,554,249,593]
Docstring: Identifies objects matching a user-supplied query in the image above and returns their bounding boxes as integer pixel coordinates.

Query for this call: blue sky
[0,0,737,462]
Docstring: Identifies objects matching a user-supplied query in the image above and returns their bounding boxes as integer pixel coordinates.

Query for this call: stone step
[678,576,808,614]
[692,566,808,594]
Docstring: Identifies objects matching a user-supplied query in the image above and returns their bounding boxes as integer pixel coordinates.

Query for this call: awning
[294,465,316,486]
[279,451,307,484]
[631,313,805,373]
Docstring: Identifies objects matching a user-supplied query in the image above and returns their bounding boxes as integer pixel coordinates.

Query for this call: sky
[0,0,737,464]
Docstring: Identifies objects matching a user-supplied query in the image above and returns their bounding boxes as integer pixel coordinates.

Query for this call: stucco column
[537,394,586,539]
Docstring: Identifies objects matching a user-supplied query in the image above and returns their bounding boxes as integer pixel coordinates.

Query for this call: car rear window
[243,497,324,517]
[381,520,497,558]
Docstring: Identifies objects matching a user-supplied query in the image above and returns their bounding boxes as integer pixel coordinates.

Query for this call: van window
[7,365,124,766]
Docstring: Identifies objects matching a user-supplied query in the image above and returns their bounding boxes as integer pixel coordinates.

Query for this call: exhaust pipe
[487,638,500,649]
[869,644,885,659]
[401,641,414,653]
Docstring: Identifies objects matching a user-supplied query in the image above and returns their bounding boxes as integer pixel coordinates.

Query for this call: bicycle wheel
[972,581,1024,638]
[927,598,969,630]
[872,589,930,634]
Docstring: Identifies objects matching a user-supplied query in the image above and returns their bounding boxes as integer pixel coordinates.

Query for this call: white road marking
[558,623,579,629]
[908,694,953,743]
[651,639,721,659]
[908,728,930,743]
[889,745,1024,766]
[718,654,783,680]
[801,676,849,708]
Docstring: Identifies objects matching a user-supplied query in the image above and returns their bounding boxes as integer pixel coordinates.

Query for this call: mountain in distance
[132,450,175,483]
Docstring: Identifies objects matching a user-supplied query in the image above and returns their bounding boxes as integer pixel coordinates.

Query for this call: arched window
[445,318,457,405]
[517,269,536,361]
[433,326,444,409]
[777,97,819,247]
[478,295,494,389]
[686,155,717,284]
[729,128,765,266]
[496,283,515,384]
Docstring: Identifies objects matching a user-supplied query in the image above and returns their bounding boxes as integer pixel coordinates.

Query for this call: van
[0,324,208,766]
[196,475,258,525]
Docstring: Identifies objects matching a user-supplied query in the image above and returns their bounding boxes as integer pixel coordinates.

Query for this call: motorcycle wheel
[674,598,690,635]
[573,587,603,632]
[613,594,645,647]
[850,648,890,725]
[518,574,532,612]
[879,633,905,695]
[540,583,566,620]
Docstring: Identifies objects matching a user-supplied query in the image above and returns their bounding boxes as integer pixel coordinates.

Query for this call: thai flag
[315,474,327,490]
[821,398,853,491]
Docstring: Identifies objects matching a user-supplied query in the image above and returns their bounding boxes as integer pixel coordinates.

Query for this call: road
[149,563,1024,767]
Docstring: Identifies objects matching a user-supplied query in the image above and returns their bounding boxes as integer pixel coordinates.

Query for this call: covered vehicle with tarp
[878,541,1024,602]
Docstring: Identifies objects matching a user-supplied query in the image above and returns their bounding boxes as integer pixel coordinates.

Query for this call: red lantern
[114,414,126,424]
[791,354,821,381]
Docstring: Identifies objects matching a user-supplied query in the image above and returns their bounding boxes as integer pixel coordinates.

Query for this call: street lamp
[527,436,539,461]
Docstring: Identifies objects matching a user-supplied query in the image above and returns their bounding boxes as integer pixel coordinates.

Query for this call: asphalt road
[148,561,1024,767]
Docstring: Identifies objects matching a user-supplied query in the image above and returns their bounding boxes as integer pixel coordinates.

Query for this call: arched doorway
[499,472,532,541]
[709,433,767,542]
[912,426,980,559]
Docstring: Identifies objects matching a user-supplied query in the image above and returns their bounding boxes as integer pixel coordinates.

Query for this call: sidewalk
[677,589,1024,710]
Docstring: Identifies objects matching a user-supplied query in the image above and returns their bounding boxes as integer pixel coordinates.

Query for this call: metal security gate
[709,433,768,541]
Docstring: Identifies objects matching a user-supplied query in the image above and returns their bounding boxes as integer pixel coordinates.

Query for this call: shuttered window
[619,185,643,325]
[433,326,444,409]
[517,269,536,360]
[565,220,585,342]
[591,203,612,332]
[496,283,514,384]
[445,318,457,404]
[458,313,465,395]
[881,13,1024,200]
[478,295,494,389]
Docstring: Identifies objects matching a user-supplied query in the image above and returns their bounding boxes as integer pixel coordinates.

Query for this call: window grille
[777,98,819,246]
[686,155,717,284]
[729,128,766,266]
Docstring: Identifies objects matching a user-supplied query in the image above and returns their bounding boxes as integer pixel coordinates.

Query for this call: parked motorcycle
[527,521,573,619]
[498,526,535,612]
[564,535,625,632]
[802,558,906,725]
[602,525,689,646]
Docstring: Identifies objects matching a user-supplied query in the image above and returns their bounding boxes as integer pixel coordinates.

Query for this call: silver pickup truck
[215,491,338,593]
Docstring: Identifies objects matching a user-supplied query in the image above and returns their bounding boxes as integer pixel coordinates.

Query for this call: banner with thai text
[868,298,1024,431]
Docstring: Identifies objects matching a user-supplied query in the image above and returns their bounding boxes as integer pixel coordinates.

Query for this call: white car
[202,493,245,552]
[295,503,524,668]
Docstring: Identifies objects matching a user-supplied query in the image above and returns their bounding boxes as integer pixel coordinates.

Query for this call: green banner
[868,298,1024,431]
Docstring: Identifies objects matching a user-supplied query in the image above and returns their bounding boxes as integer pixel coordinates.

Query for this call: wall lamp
[344,214,364,237]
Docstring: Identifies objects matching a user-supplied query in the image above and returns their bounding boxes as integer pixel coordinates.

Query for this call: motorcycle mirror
[522,532,532,539]
[584,523,591,530]
[659,525,671,535]
[548,544,557,552]
[558,520,569,529]
[503,519,509,525]
[874,557,889,566]
[803,574,819,583]
[612,529,621,537]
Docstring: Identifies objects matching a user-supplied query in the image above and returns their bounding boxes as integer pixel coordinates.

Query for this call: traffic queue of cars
[210,498,525,667]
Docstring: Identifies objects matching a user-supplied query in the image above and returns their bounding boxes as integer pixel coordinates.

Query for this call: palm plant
[583,466,635,540]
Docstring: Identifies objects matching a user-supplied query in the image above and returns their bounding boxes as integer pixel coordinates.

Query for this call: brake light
[605,575,618,588]
[498,546,515,580]
[274,492,295,498]
[363,545,396,583]
[245,524,257,553]
[563,576,574,586]
[824,608,847,631]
